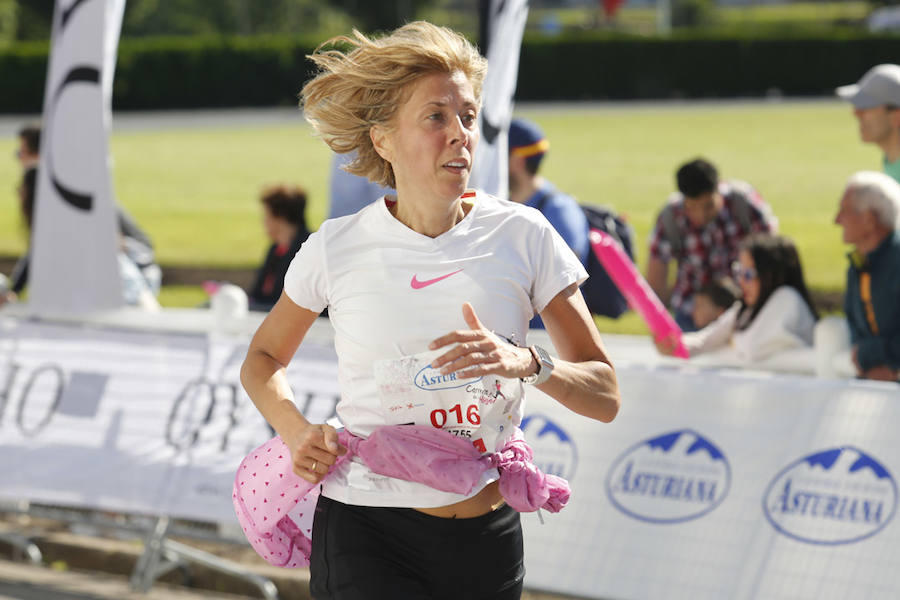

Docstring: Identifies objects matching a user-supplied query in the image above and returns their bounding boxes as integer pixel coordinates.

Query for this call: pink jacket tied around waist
[232,425,570,567]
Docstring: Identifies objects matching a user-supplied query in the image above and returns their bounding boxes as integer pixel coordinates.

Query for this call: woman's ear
[370,125,393,163]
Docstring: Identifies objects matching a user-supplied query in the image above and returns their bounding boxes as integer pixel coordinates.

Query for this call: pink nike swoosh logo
[410,269,464,290]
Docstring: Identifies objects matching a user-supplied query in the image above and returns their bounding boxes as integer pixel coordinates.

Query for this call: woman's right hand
[654,331,678,356]
[284,422,347,484]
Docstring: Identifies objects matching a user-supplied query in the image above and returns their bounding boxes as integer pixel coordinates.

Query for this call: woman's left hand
[429,303,535,380]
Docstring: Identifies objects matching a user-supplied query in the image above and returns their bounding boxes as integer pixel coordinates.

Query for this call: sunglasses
[731,262,758,282]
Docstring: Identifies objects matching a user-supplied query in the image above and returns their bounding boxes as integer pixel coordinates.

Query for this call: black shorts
[309,494,525,600]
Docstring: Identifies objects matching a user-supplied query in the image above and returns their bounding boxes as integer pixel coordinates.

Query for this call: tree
[122,0,348,37]
[13,0,52,40]
[0,0,17,46]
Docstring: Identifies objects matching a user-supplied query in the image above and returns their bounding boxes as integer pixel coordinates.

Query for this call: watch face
[534,345,553,366]
[524,345,553,385]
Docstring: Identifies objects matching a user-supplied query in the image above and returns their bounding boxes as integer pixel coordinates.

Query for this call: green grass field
[425,1,871,36]
[0,99,879,331]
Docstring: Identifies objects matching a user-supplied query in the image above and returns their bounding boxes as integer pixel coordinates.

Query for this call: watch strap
[522,345,554,385]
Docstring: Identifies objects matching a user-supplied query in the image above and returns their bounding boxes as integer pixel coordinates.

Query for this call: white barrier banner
[521,368,900,600]
[0,318,338,522]
[2,317,899,599]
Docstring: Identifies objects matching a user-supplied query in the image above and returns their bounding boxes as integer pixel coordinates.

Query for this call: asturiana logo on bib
[605,429,731,524]
[520,414,578,479]
[414,364,481,391]
[763,446,898,545]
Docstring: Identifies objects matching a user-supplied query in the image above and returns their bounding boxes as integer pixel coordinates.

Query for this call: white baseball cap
[836,64,900,109]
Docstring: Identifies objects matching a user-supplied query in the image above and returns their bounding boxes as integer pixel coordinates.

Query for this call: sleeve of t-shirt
[681,302,740,356]
[648,208,673,264]
[530,219,588,314]
[748,196,778,234]
[282,229,329,312]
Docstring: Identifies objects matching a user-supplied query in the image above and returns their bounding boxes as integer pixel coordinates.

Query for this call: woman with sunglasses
[656,232,818,361]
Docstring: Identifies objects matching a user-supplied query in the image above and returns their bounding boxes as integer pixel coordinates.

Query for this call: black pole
[478,0,491,57]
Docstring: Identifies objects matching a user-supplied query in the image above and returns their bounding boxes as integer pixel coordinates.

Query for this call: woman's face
[374,70,479,203]
[262,206,292,245]
[735,249,760,307]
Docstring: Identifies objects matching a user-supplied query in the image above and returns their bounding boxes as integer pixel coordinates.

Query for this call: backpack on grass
[580,204,635,319]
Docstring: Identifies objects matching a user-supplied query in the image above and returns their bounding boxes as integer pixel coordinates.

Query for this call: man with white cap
[837,64,900,183]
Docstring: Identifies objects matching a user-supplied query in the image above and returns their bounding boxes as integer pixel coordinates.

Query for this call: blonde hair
[301,21,487,188]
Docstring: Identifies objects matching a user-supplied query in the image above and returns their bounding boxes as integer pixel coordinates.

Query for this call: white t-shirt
[283,190,586,508]
[682,286,816,361]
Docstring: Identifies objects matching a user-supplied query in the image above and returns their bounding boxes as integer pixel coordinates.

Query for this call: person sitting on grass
[656,233,818,361]
[646,157,777,332]
[247,184,311,312]
[691,278,741,330]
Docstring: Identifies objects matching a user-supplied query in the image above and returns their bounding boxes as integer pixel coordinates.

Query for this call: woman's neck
[390,192,468,238]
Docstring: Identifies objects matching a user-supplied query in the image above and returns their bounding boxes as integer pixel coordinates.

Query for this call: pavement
[0,517,582,600]
[0,559,253,600]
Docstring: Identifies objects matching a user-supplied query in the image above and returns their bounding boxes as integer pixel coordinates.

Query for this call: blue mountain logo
[520,414,578,480]
[763,446,898,545]
[606,429,731,524]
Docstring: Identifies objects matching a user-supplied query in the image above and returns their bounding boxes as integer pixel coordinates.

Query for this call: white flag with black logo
[469,0,529,198]
[29,0,126,313]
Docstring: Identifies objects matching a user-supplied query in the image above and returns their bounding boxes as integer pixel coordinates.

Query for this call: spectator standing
[657,233,818,360]
[835,171,900,382]
[836,64,900,183]
[10,123,161,297]
[507,117,589,328]
[247,184,311,311]
[646,157,777,331]
[16,124,40,171]
[2,169,158,309]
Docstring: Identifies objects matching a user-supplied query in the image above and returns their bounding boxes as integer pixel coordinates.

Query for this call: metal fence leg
[161,538,280,600]
[129,515,279,599]
[0,532,43,565]
[130,516,182,593]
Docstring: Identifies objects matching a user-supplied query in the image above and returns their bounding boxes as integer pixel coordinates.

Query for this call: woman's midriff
[414,480,505,519]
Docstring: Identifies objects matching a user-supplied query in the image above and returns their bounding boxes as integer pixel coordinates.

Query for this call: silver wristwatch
[521,345,554,386]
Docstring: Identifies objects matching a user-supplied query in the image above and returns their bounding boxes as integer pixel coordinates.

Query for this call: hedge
[516,31,900,100]
[3,31,900,112]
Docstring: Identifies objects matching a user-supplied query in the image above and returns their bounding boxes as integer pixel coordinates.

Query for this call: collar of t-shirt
[883,155,900,185]
[378,191,479,243]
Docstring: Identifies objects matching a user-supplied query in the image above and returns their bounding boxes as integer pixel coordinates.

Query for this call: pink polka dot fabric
[232,425,570,567]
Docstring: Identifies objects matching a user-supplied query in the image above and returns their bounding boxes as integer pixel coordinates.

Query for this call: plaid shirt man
[649,183,777,318]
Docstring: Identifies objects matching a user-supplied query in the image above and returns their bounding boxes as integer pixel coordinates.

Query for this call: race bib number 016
[373,350,522,454]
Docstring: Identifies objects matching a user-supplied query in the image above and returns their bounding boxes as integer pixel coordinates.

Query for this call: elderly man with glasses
[835,171,900,382]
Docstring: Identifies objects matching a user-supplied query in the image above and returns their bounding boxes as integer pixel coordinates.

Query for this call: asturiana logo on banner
[605,429,731,524]
[520,414,578,480]
[415,364,482,391]
[763,446,898,545]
